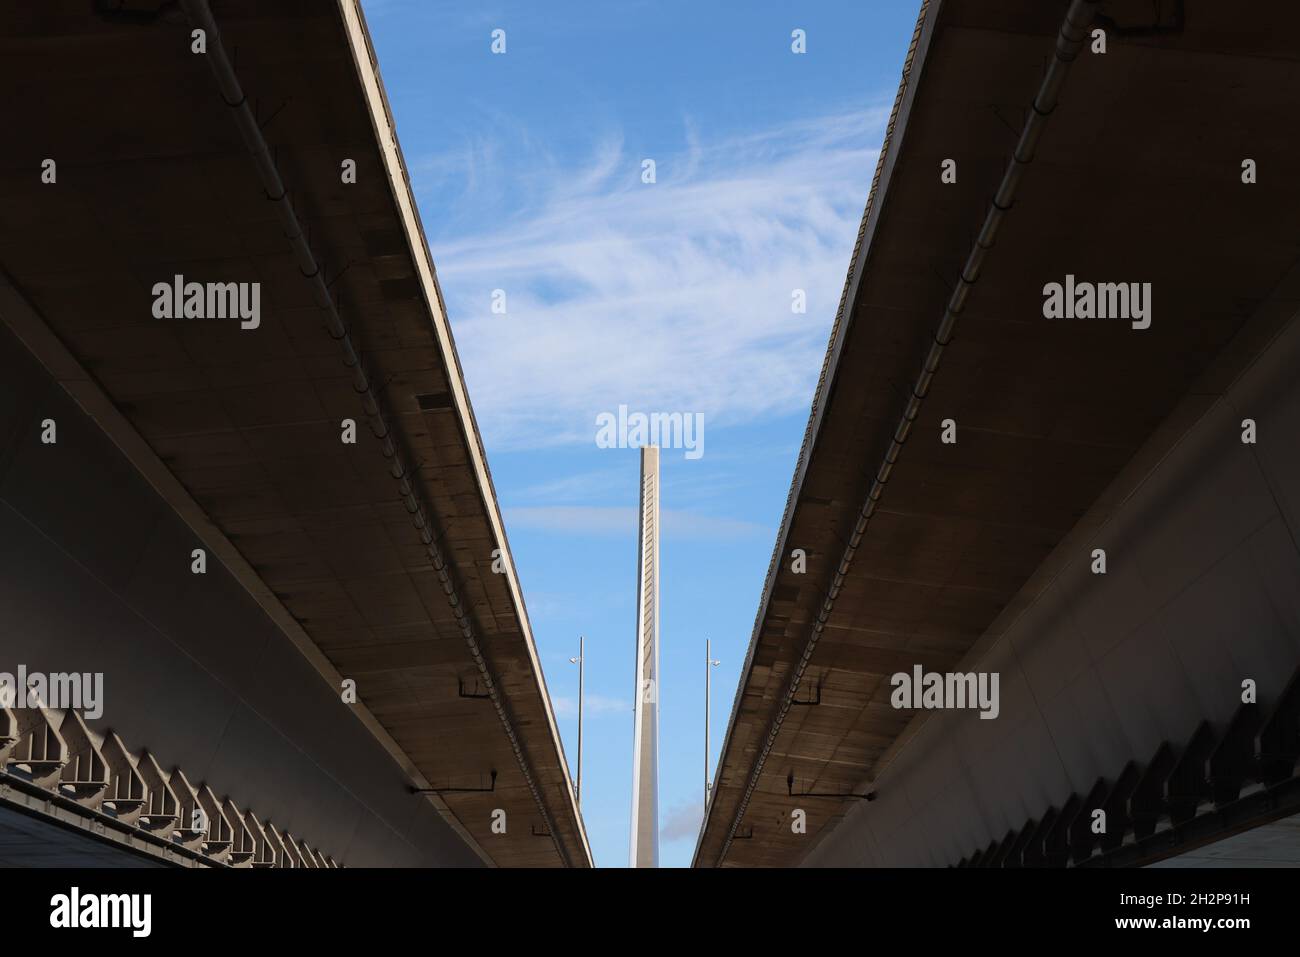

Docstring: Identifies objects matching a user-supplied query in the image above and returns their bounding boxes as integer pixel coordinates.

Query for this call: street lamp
[705,638,720,807]
[569,635,585,806]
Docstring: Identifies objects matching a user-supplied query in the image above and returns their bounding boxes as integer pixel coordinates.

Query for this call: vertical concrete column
[630,446,661,867]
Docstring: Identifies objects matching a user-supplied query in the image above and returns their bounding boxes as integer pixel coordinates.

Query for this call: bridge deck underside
[698,0,1300,867]
[0,803,164,868]
[0,1,585,867]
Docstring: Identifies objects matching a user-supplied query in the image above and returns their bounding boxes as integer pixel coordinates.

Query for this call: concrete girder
[1,711,339,868]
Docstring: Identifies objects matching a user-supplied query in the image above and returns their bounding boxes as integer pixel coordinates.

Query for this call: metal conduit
[179,0,568,866]
[714,0,1100,866]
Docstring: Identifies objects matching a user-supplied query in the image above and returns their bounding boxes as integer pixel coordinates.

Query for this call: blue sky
[361,0,919,867]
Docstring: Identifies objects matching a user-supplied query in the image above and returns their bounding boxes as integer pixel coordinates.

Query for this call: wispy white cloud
[515,456,763,506]
[660,799,704,843]
[505,505,768,539]
[551,693,630,717]
[512,466,629,504]
[423,107,885,451]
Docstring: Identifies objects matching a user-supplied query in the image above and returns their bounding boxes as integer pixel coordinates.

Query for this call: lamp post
[569,635,585,806]
[705,638,720,806]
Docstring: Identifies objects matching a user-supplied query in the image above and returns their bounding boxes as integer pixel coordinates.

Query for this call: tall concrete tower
[629,445,660,867]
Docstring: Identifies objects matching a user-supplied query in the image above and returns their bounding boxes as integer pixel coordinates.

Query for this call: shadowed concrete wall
[807,312,1300,867]
[0,319,483,867]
